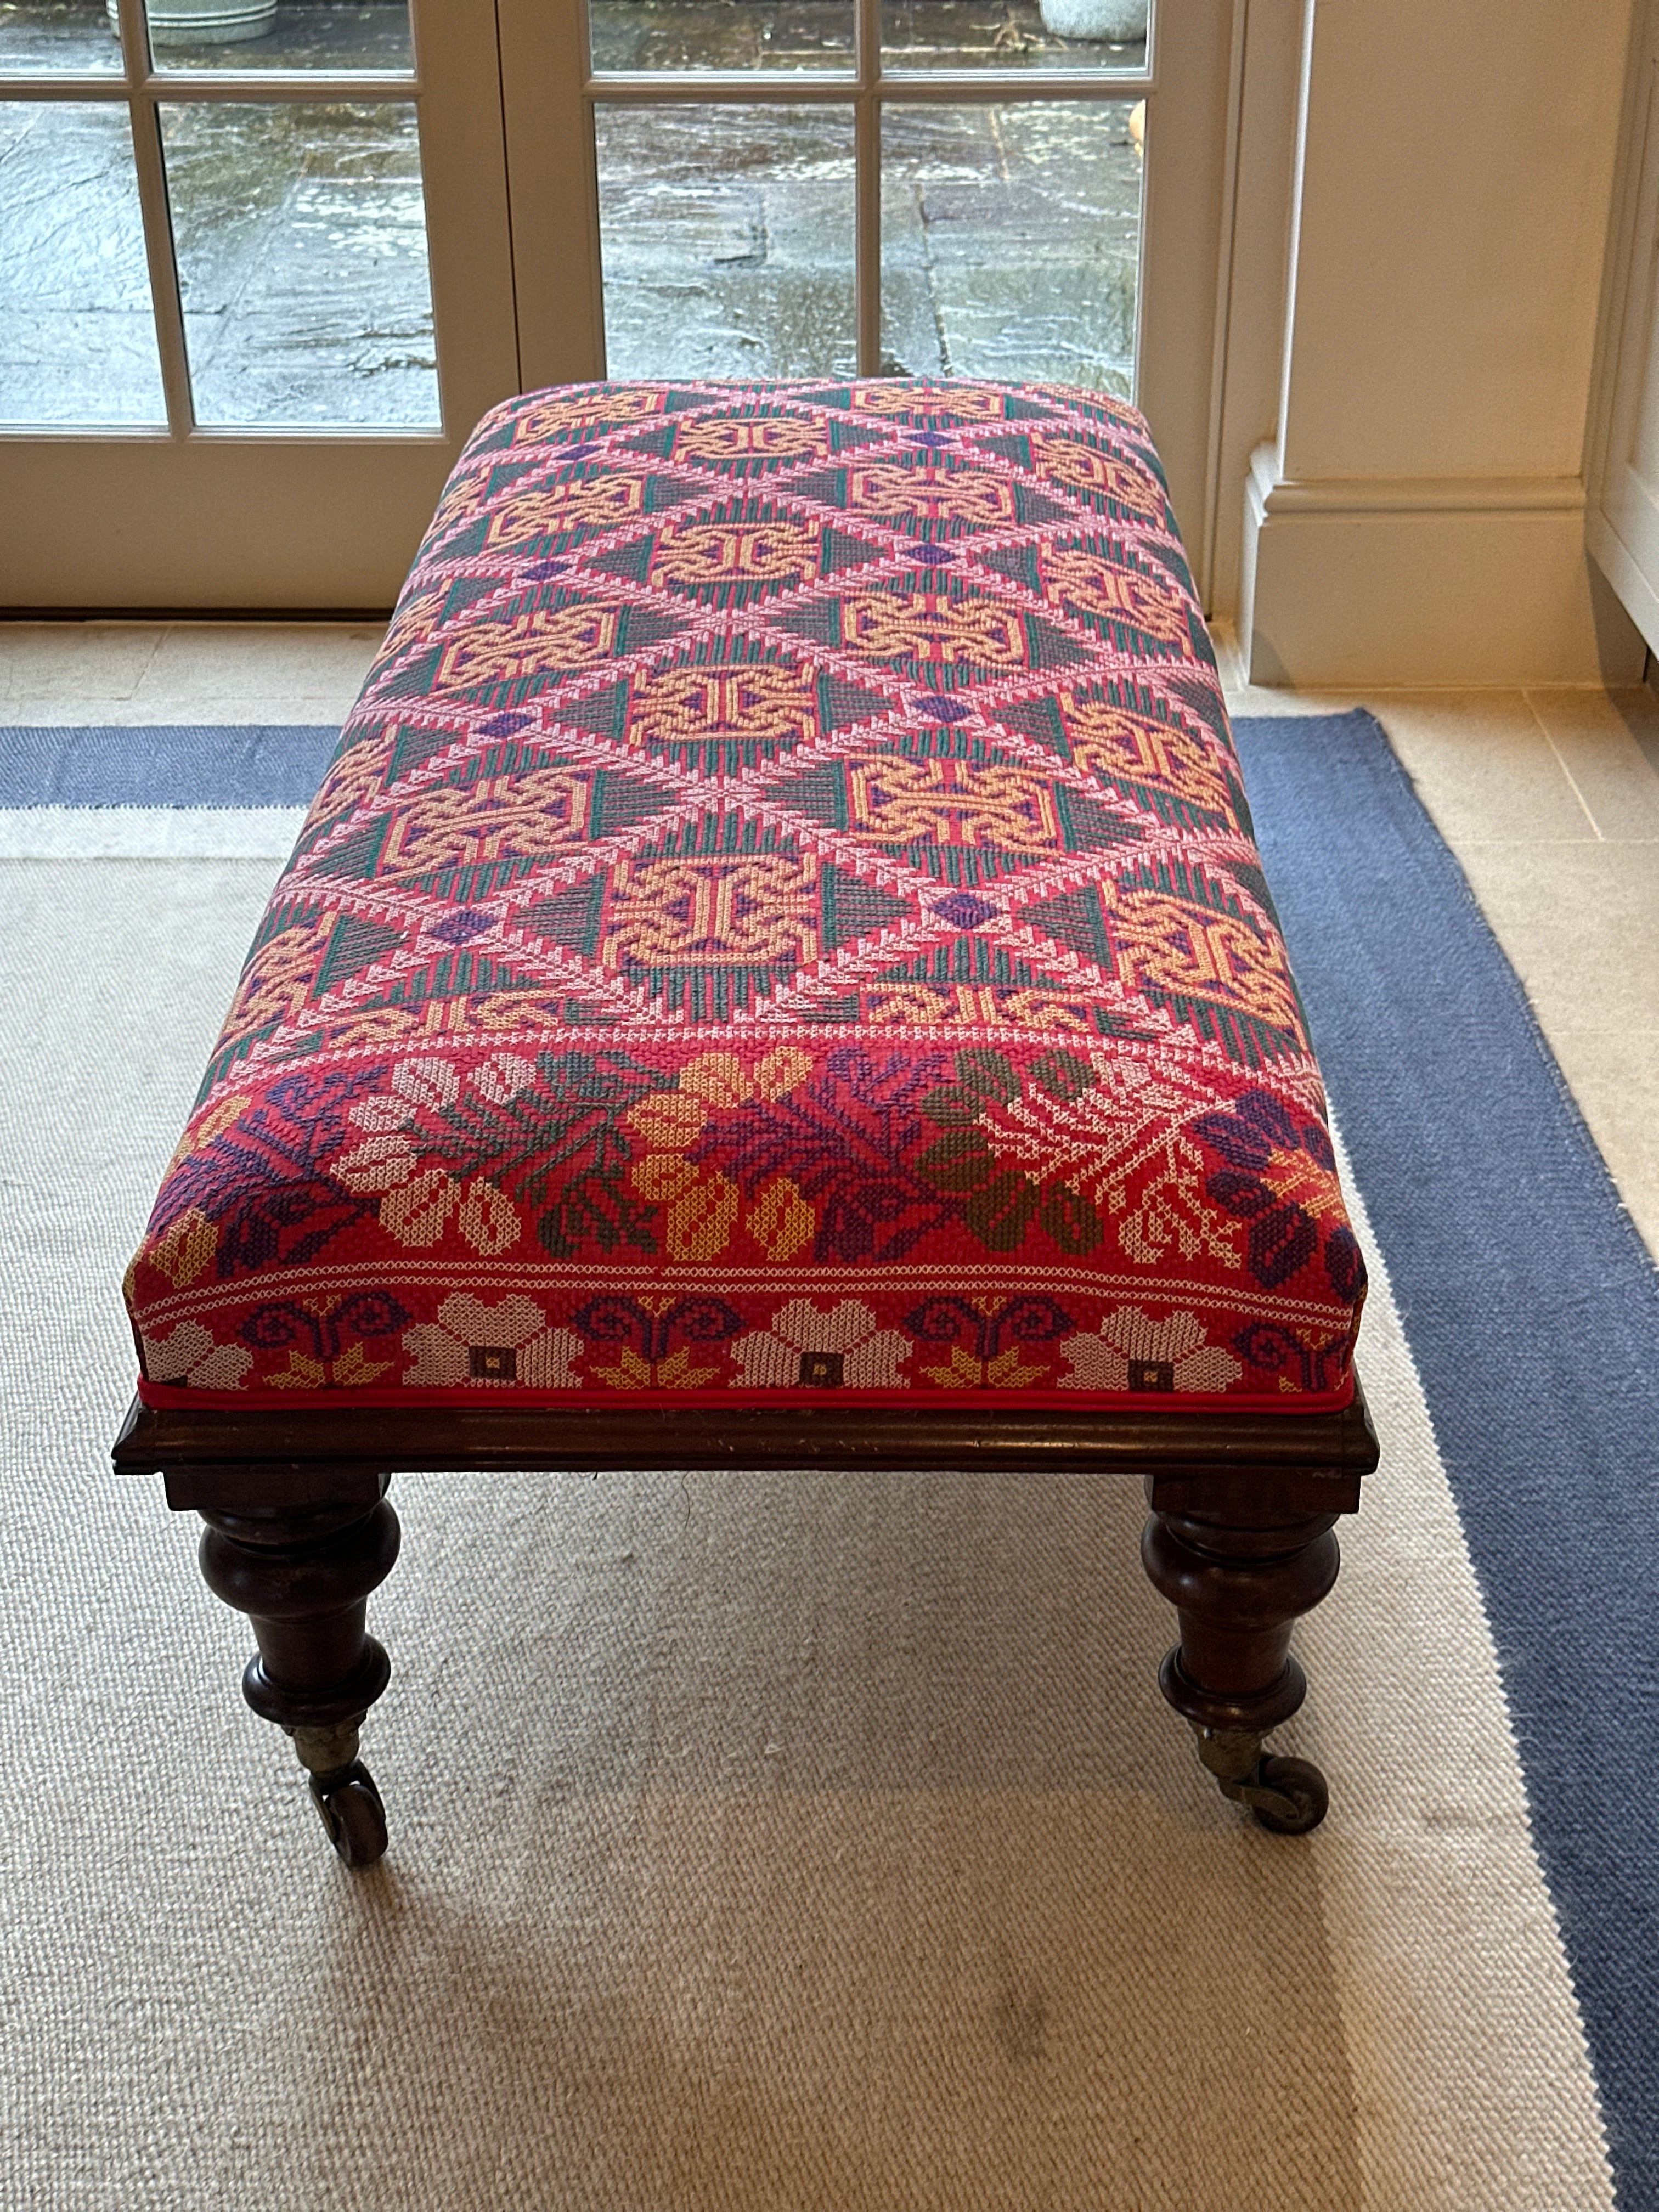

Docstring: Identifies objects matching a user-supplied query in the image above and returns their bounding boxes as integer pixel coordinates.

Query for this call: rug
[0,724,329,858]
[0,713,1641,2209]
[1237,707,1659,2212]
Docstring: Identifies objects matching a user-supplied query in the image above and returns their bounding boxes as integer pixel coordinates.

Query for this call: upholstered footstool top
[126,380,1365,1413]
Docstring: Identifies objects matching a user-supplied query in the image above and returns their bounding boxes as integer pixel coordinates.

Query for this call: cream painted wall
[1283,0,1628,482]
[1230,0,1647,683]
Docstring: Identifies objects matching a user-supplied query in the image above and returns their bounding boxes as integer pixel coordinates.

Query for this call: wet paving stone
[882,101,1140,388]
[0,0,122,71]
[597,104,859,381]
[163,99,437,426]
[0,98,166,421]
[600,93,1141,390]
[2,0,1143,422]
[588,0,1145,75]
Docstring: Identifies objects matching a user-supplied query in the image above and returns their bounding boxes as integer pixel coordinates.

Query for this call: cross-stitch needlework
[125,380,1365,1410]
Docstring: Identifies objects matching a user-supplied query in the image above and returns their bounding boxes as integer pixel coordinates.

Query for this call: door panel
[0,0,518,607]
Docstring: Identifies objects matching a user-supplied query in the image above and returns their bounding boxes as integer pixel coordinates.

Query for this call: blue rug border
[0,725,339,809]
[1234,707,1659,2212]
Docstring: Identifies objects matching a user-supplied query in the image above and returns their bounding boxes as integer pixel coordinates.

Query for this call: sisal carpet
[0,716,1635,2209]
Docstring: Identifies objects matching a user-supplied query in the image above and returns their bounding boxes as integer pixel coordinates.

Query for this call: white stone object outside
[104,0,276,44]
[1037,0,1148,40]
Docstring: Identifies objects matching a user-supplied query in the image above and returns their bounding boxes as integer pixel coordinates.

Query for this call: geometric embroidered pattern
[125,381,1365,1411]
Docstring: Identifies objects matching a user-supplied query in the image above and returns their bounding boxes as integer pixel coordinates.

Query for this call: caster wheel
[308,1760,388,1868]
[1246,1755,1329,1836]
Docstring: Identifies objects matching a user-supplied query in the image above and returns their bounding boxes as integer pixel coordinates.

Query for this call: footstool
[113,380,1377,1867]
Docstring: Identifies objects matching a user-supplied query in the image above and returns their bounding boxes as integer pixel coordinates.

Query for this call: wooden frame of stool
[112,1385,1380,1865]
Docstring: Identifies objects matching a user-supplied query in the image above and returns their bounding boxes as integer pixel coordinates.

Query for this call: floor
[1,617,1655,1258]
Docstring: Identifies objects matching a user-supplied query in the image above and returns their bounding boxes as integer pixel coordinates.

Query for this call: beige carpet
[0,859,1613,2209]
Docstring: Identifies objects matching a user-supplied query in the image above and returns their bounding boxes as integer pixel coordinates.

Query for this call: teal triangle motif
[622,425,678,460]
[464,414,518,458]
[975,546,1043,591]
[788,469,848,508]
[1053,787,1147,853]
[820,866,914,951]
[1018,885,1113,968]
[308,815,391,881]
[1011,484,1074,528]
[819,675,894,732]
[1139,539,1196,596]
[520,877,606,958]
[1024,618,1094,672]
[441,577,511,621]
[768,762,849,831]
[387,724,460,783]
[826,420,887,453]
[556,682,630,743]
[588,768,677,838]
[990,695,1070,760]
[771,600,843,648]
[588,537,654,585]
[819,528,884,577]
[381,647,443,701]
[315,912,405,991]
[435,516,492,557]
[617,608,688,656]
[641,474,703,513]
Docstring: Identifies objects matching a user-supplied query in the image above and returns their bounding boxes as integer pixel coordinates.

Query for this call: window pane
[590,0,854,75]
[0,101,166,424]
[0,1,120,73]
[882,101,1142,395]
[131,0,412,72]
[883,0,1148,73]
[161,100,439,427]
[596,104,855,380]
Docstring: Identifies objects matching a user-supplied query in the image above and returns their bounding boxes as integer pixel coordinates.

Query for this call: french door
[505,0,1233,580]
[1,0,1232,610]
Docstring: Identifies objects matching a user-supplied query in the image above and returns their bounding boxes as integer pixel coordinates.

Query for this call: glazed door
[1,0,1234,608]
[498,0,1234,585]
[0,0,519,607]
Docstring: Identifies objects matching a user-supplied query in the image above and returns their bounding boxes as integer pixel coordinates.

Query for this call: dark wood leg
[194,1476,400,1867]
[1141,1475,1344,1834]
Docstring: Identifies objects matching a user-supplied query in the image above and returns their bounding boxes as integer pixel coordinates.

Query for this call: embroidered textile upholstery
[126,381,1365,1412]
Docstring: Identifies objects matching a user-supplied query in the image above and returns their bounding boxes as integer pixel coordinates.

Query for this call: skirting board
[1239,445,1646,686]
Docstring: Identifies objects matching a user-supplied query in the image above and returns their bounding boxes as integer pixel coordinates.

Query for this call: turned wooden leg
[196,1477,400,1867]
[1141,1475,1342,1835]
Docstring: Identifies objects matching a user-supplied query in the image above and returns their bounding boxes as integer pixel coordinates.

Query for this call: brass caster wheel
[1242,1754,1329,1837]
[308,1760,388,1868]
